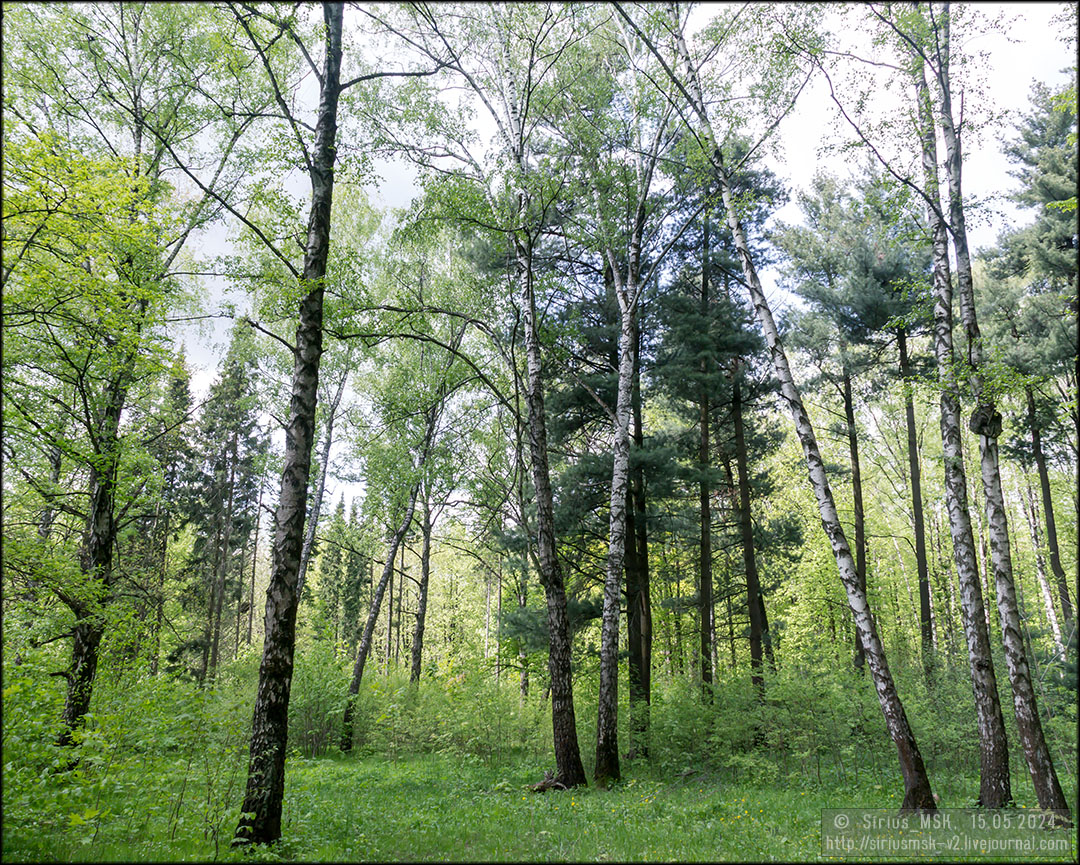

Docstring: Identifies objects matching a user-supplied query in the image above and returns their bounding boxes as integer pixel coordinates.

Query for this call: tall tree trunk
[626,315,652,754]
[517,232,587,788]
[385,546,395,674]
[698,215,714,700]
[1027,387,1073,625]
[932,13,1070,816]
[634,8,936,807]
[59,370,129,746]
[732,370,765,695]
[595,290,636,785]
[394,544,404,665]
[341,485,419,750]
[513,407,531,701]
[914,60,1012,809]
[1023,480,1065,660]
[235,538,246,662]
[410,497,432,684]
[247,483,263,647]
[496,561,503,685]
[200,520,225,684]
[518,573,529,700]
[970,474,993,633]
[624,486,645,749]
[297,364,350,602]
[150,505,169,676]
[234,5,342,845]
[843,362,868,672]
[718,158,934,809]
[898,328,933,678]
[209,430,239,684]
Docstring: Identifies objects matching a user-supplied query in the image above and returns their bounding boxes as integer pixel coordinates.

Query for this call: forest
[1,2,1077,862]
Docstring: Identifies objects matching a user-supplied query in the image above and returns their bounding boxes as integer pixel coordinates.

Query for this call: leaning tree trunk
[898,328,933,678]
[234,4,342,846]
[713,155,934,809]
[410,496,432,684]
[341,484,419,749]
[932,22,1070,817]
[1027,387,1073,625]
[657,6,935,803]
[914,61,1012,809]
[842,361,868,672]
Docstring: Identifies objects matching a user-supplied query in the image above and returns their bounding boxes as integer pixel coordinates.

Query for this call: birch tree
[223,1,445,844]
[2,1,260,749]
[785,1,1018,811]
[541,7,693,783]
[829,1,1071,819]
[618,0,937,810]
[369,1,590,787]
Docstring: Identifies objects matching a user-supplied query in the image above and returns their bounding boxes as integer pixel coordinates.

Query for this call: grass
[3,750,1076,863]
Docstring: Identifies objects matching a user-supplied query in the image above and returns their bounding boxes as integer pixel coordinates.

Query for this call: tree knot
[968,405,1002,438]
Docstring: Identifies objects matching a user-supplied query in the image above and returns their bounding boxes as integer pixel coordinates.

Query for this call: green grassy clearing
[3,750,1076,863]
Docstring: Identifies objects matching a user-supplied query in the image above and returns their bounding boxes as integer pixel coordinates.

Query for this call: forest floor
[4,750,1077,863]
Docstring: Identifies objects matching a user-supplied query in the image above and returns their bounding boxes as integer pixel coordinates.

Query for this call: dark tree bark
[898,328,933,678]
[341,484,419,750]
[626,332,653,753]
[234,4,343,846]
[409,496,432,684]
[59,341,133,747]
[625,318,652,755]
[518,232,587,789]
[842,363,868,672]
[57,616,105,749]
[1027,387,1073,625]
[732,370,765,695]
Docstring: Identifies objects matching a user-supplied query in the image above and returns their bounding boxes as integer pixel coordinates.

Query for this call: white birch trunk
[911,57,1013,809]
[931,3,1070,817]
[661,5,935,810]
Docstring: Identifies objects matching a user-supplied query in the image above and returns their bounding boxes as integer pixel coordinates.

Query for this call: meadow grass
[4,750,1076,863]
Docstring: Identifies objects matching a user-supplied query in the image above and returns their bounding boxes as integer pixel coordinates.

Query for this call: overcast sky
[363,2,1074,307]
[179,1,1075,421]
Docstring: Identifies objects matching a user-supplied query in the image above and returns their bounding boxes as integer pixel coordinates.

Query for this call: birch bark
[235,4,342,844]
[646,2,936,809]
[913,57,1012,810]
[930,4,1070,816]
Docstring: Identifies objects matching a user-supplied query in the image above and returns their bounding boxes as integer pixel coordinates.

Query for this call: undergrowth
[2,640,1076,862]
